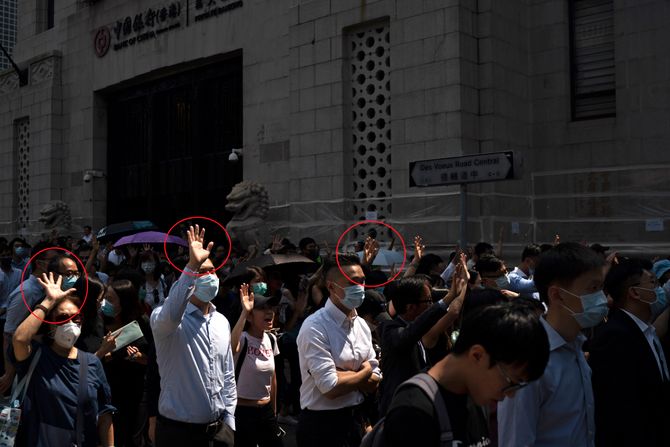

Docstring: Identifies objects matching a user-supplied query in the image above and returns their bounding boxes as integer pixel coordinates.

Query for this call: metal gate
[106,55,243,230]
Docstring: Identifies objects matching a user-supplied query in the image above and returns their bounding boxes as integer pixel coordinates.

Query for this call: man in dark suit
[377,275,466,415]
[589,258,670,447]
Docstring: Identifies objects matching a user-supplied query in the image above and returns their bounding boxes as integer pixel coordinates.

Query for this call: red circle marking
[335,220,406,288]
[164,216,232,277]
[21,246,89,325]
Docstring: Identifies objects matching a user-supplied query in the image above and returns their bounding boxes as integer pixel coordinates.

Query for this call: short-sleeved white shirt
[235,331,279,401]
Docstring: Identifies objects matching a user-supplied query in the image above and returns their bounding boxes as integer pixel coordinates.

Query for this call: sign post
[409,151,522,248]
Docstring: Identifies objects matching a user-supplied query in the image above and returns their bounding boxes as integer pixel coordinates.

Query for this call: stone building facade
[0,0,669,255]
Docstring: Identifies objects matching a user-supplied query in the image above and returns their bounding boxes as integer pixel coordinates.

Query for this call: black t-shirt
[383,378,491,447]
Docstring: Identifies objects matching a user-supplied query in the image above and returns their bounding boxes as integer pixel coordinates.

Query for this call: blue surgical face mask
[14,247,27,258]
[100,298,117,317]
[560,288,609,328]
[252,282,268,297]
[194,274,219,303]
[61,275,79,291]
[634,286,669,322]
[333,283,366,310]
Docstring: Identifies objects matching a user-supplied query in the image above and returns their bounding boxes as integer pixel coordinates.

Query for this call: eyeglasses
[497,364,529,394]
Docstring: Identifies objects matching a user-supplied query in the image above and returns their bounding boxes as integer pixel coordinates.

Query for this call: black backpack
[361,373,454,447]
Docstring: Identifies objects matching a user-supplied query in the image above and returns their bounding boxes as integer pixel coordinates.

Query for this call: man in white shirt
[588,258,670,446]
[296,254,380,447]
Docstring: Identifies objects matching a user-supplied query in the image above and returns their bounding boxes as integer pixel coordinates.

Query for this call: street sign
[409,151,520,187]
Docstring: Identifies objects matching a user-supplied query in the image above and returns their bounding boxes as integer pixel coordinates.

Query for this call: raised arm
[14,272,77,362]
[150,225,213,339]
[231,283,254,355]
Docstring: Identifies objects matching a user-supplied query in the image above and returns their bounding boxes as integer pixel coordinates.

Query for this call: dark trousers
[155,415,230,447]
[234,404,283,447]
[296,407,363,447]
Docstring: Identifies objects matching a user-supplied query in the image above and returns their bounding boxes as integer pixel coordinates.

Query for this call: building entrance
[106,55,243,230]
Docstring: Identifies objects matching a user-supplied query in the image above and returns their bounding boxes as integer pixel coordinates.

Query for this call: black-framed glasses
[498,364,528,394]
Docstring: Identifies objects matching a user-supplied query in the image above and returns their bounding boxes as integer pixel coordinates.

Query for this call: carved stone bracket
[0,71,19,94]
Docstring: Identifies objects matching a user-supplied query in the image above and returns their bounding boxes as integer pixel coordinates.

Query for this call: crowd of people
[0,226,668,447]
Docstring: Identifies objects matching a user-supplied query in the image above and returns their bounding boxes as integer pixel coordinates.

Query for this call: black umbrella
[223,254,318,285]
[96,221,159,243]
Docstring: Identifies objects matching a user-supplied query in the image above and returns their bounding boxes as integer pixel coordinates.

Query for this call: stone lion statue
[225,181,270,251]
[39,200,73,230]
[38,200,80,238]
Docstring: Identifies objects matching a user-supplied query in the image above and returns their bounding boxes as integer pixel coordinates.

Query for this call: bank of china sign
[94,0,243,58]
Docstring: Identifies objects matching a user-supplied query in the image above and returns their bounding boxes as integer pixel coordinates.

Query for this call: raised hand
[362,236,380,266]
[553,234,560,246]
[240,283,255,313]
[37,272,77,303]
[142,243,152,253]
[270,234,283,253]
[322,241,332,258]
[186,225,214,270]
[413,236,425,262]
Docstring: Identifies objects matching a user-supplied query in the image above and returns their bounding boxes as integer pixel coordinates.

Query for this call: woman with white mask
[138,251,168,313]
[11,272,116,446]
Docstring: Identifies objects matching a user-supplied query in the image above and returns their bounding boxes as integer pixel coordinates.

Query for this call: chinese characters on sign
[409,152,519,188]
[93,0,244,57]
[194,0,244,22]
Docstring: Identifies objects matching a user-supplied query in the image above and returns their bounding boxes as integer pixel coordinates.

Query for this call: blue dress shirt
[497,317,595,447]
[4,275,44,333]
[150,267,237,428]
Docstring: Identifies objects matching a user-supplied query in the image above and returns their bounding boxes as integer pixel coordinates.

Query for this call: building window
[570,0,615,120]
[0,0,18,71]
[36,0,54,33]
[347,21,391,238]
[14,117,30,229]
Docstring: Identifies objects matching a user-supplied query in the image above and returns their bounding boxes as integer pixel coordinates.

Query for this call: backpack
[360,373,454,447]
[234,332,277,381]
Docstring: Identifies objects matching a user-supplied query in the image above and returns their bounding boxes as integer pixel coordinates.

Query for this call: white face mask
[53,322,81,349]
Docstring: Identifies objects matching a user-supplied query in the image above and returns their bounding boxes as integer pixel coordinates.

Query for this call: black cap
[254,294,281,309]
[590,243,609,254]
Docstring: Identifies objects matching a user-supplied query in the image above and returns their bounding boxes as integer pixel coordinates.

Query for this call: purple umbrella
[113,231,188,247]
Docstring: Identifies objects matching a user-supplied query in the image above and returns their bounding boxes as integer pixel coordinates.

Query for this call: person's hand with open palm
[186,225,214,272]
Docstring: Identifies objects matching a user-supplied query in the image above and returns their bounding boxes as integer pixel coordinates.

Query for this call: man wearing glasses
[150,225,236,447]
[377,275,466,416]
[382,302,549,447]
[588,258,670,446]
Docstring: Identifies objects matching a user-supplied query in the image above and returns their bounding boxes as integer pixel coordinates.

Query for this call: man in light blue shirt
[151,225,236,447]
[508,244,541,299]
[498,243,607,446]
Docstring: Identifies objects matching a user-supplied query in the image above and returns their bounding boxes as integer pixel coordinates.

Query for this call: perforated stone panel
[15,118,30,228]
[348,24,391,239]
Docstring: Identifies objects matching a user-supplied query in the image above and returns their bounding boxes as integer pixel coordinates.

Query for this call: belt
[157,414,223,437]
